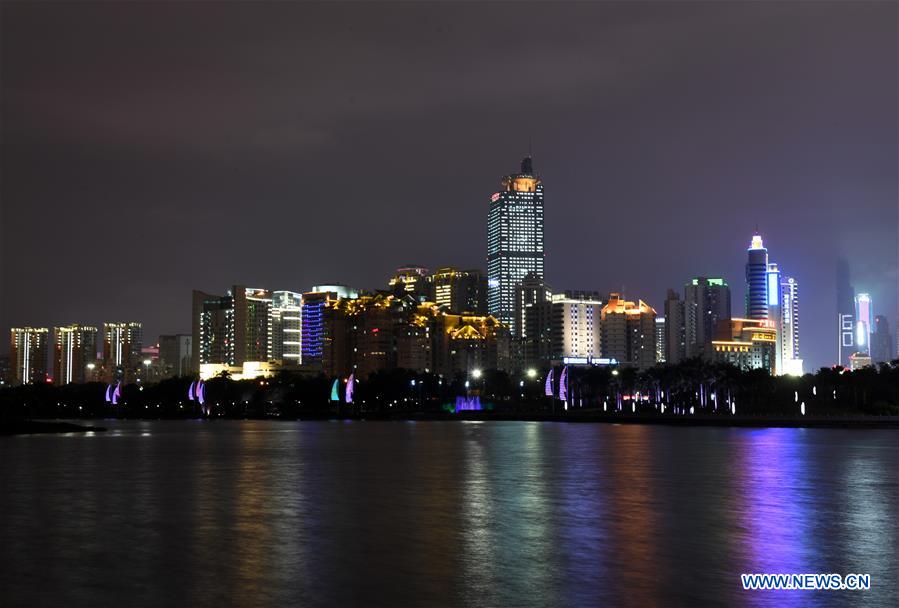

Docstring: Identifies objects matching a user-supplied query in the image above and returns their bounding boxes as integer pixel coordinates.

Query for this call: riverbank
[0,419,107,435]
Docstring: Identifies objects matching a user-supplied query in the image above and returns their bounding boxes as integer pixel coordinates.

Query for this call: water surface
[1,420,896,607]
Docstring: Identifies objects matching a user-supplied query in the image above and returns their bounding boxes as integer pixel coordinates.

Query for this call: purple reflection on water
[738,429,809,605]
[454,396,482,412]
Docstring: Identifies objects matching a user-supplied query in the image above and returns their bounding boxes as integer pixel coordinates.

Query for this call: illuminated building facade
[389,265,430,301]
[103,322,143,381]
[745,233,769,320]
[10,327,49,386]
[487,156,545,329]
[684,277,731,358]
[710,318,776,373]
[192,286,271,370]
[655,317,666,363]
[548,291,603,362]
[513,272,551,340]
[854,293,873,355]
[600,294,657,370]
[836,259,855,367]
[302,286,356,367]
[663,289,686,365]
[269,290,303,365]
[53,324,98,385]
[427,267,488,315]
[777,275,802,375]
[849,352,872,371]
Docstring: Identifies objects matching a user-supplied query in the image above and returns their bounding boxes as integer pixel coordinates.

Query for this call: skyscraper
[745,233,768,320]
[53,324,98,385]
[10,327,49,385]
[684,277,731,358]
[192,286,272,372]
[854,293,873,355]
[870,315,893,364]
[547,291,603,362]
[836,259,855,367]
[487,155,544,330]
[663,289,686,365]
[778,276,802,375]
[158,334,192,377]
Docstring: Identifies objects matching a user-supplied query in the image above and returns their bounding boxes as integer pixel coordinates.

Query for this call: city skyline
[2,2,897,372]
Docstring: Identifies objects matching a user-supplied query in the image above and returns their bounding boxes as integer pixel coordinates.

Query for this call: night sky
[1,1,896,371]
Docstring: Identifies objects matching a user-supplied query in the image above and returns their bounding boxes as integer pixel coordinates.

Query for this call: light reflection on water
[1,420,897,607]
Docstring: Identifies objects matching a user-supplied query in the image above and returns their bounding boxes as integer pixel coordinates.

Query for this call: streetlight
[471,369,482,379]
[526,368,537,379]
[143,359,152,383]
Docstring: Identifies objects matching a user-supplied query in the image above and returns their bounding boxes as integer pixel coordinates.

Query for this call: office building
[684,277,731,358]
[269,291,303,365]
[870,315,893,364]
[487,156,545,329]
[848,352,872,371]
[427,267,488,315]
[514,272,552,341]
[192,286,271,372]
[836,259,855,367]
[103,322,142,381]
[158,334,192,377]
[53,324,98,385]
[389,265,430,301]
[548,291,603,362]
[663,289,686,364]
[600,294,657,370]
[710,318,776,373]
[745,233,769,320]
[854,293,873,355]
[655,317,666,363]
[10,327,49,385]
[777,275,802,375]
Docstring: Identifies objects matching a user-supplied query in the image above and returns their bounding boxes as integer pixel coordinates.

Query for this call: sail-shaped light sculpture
[105,384,113,403]
[544,369,554,397]
[112,381,122,405]
[330,379,340,402]
[188,381,196,401]
[345,373,355,404]
[558,366,568,403]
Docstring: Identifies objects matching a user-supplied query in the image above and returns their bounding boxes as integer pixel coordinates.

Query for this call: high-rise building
[103,322,142,381]
[663,289,686,365]
[514,272,552,340]
[302,285,357,368]
[684,277,731,358]
[600,294,657,370]
[778,275,802,375]
[427,267,488,315]
[487,155,545,329]
[547,291,603,362]
[655,317,666,364]
[192,286,272,372]
[10,327,49,385]
[870,315,893,364]
[53,325,98,385]
[158,334,192,377]
[389,265,430,301]
[836,259,855,367]
[854,293,873,355]
[269,291,303,365]
[745,233,769,320]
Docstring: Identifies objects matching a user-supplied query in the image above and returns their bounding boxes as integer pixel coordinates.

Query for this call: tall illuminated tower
[854,293,872,355]
[745,233,769,320]
[487,155,544,332]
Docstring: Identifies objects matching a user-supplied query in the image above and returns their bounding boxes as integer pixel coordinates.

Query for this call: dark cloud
[1,1,896,370]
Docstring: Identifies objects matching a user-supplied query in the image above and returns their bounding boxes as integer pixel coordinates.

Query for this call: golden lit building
[710,318,776,372]
[600,294,657,370]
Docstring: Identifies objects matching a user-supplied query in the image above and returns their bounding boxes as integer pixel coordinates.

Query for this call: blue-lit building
[487,156,545,334]
[745,233,769,320]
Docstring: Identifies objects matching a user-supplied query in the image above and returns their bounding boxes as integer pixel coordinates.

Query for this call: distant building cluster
[4,155,894,387]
